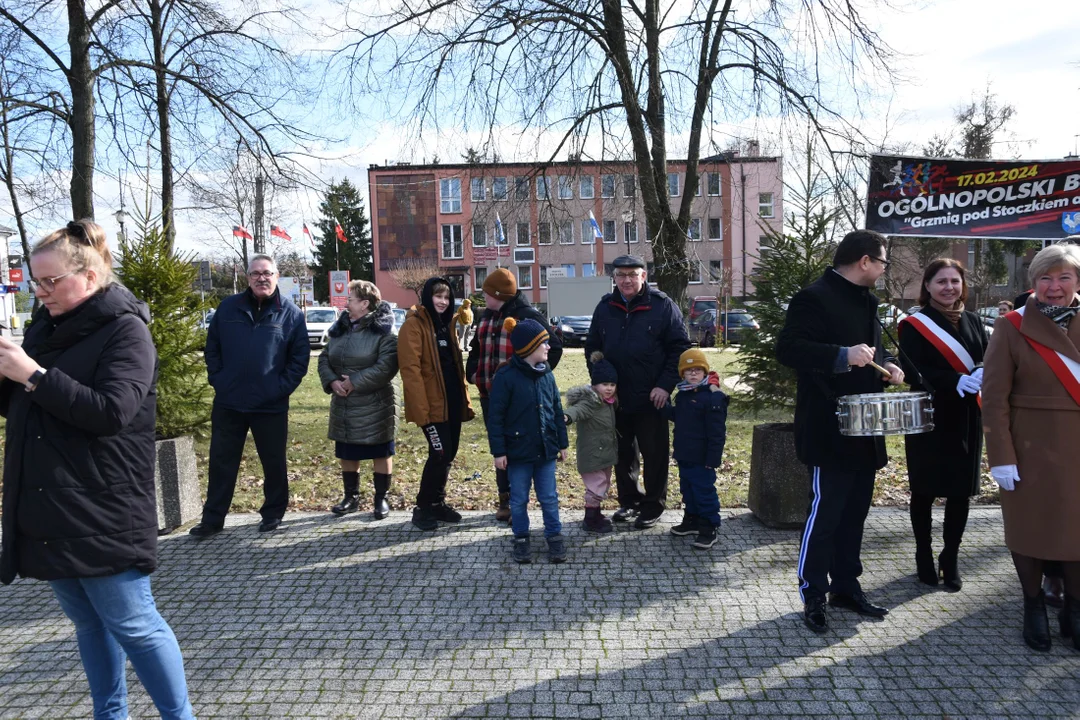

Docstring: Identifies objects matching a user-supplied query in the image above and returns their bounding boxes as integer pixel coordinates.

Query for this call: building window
[472,224,487,247]
[440,178,461,213]
[622,174,635,198]
[623,221,638,244]
[537,177,551,200]
[441,224,463,259]
[582,262,596,277]
[492,176,508,201]
[708,217,722,242]
[470,177,486,202]
[538,222,552,245]
[559,220,574,245]
[668,172,679,197]
[579,176,595,199]
[562,263,576,278]
[603,219,616,244]
[688,262,702,284]
[759,192,775,218]
[539,265,550,288]
[709,260,724,283]
[516,222,530,246]
[475,266,488,288]
[581,219,596,245]
[688,218,701,241]
[601,174,615,198]
[518,265,533,289]
[515,176,529,201]
[707,172,721,196]
[604,263,615,276]
[558,175,573,199]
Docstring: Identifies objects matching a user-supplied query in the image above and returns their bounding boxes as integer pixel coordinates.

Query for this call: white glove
[990,465,1020,492]
[970,367,984,383]
[956,373,982,397]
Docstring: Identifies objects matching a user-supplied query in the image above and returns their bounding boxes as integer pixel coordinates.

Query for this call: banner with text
[328,270,351,309]
[865,154,1080,240]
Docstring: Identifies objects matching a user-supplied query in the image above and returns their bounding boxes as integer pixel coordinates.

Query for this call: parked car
[688,296,718,324]
[688,309,759,346]
[975,306,1001,326]
[553,315,591,347]
[199,309,216,330]
[877,303,909,327]
[392,307,407,336]
[305,306,339,348]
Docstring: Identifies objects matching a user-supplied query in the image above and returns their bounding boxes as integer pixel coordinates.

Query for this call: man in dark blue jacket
[190,255,310,536]
[585,255,691,529]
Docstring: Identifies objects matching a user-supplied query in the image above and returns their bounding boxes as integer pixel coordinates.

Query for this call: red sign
[9,269,22,283]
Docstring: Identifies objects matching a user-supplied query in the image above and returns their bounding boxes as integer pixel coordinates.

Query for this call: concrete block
[154,435,202,533]
[747,422,808,529]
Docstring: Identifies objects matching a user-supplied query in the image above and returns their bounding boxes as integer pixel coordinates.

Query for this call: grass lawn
[187,346,1001,515]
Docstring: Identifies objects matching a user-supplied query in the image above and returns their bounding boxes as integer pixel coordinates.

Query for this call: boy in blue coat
[667,349,729,549]
[488,318,570,564]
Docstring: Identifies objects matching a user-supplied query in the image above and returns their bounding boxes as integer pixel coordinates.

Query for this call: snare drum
[835,392,934,436]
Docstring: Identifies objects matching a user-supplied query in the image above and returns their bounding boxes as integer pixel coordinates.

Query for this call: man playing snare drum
[776,229,904,634]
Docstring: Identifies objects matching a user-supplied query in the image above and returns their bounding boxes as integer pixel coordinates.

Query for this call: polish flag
[335,223,348,243]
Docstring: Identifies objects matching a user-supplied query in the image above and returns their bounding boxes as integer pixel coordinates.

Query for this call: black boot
[373,472,391,520]
[1062,595,1080,651]
[915,549,938,587]
[938,550,962,592]
[331,471,360,516]
[910,493,937,586]
[1023,591,1052,652]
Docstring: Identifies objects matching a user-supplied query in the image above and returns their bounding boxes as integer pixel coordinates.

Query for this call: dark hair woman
[318,279,399,518]
[0,220,194,718]
[898,258,988,593]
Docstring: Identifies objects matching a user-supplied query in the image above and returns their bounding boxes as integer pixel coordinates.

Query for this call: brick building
[368,153,783,312]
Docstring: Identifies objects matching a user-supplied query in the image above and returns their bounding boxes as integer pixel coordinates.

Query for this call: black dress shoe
[258,518,282,533]
[803,597,828,633]
[411,507,438,531]
[189,522,223,538]
[1023,591,1052,652]
[829,590,889,618]
[612,507,639,523]
[633,510,662,530]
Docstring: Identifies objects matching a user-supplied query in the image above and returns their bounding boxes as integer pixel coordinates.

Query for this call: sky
[3,0,1079,260]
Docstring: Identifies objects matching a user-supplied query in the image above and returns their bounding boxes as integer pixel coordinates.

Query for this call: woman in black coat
[899,258,989,592]
[0,221,194,719]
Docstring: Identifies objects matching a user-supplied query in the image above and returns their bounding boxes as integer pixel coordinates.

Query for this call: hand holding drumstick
[847,344,905,385]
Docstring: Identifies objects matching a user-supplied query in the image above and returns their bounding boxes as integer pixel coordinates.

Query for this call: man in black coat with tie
[776,230,904,633]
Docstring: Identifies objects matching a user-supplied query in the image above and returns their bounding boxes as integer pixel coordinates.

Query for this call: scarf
[1035,300,1080,331]
[676,376,710,393]
[929,298,964,328]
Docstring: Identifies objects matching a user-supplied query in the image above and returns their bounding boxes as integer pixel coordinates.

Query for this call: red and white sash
[1006,307,1080,406]
[900,312,976,374]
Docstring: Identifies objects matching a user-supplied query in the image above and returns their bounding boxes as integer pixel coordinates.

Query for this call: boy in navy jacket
[666,349,729,549]
[488,318,569,564]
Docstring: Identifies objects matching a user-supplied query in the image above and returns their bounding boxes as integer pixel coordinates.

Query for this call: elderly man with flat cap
[585,255,691,529]
[467,267,563,521]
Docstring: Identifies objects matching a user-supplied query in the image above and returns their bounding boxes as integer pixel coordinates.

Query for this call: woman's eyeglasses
[28,272,76,292]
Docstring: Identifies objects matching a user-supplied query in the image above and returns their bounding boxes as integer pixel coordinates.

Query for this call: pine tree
[310,179,373,302]
[116,224,212,438]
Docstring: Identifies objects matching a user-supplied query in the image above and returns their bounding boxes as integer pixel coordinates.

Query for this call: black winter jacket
[585,286,691,413]
[899,308,988,497]
[775,269,891,471]
[1,286,159,584]
[667,385,729,468]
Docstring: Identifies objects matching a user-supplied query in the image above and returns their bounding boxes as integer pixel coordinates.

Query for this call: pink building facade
[369,155,782,312]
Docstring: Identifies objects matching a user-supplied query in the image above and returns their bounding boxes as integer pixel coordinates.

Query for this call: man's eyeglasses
[870,256,891,268]
[249,271,275,279]
[28,272,77,292]
[613,271,642,280]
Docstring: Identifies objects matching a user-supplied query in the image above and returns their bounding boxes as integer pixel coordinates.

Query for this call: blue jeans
[49,569,195,720]
[507,459,562,538]
[678,463,721,527]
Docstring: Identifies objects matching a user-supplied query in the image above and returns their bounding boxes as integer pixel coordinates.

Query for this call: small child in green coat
[564,352,619,533]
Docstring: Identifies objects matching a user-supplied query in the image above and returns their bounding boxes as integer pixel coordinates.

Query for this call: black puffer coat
[1,285,159,584]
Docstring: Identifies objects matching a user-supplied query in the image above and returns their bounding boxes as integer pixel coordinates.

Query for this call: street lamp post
[0,226,15,338]
[113,207,128,243]
[620,209,634,257]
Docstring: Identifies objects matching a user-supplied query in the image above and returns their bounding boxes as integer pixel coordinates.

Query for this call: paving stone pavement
[1,508,1079,719]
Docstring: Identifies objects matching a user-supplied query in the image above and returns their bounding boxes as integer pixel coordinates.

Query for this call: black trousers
[614,409,670,517]
[416,418,462,507]
[479,397,509,494]
[202,404,289,526]
[797,465,876,602]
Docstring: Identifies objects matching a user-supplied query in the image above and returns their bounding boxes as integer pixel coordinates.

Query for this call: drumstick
[868,360,892,379]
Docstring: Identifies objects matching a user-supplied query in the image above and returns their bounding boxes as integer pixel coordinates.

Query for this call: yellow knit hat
[678,348,709,374]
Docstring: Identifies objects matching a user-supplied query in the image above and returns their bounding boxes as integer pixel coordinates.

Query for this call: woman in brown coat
[398,277,475,530]
[982,242,1080,652]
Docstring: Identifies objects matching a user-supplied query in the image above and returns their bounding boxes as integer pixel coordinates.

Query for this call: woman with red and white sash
[983,242,1080,653]
[899,259,988,593]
